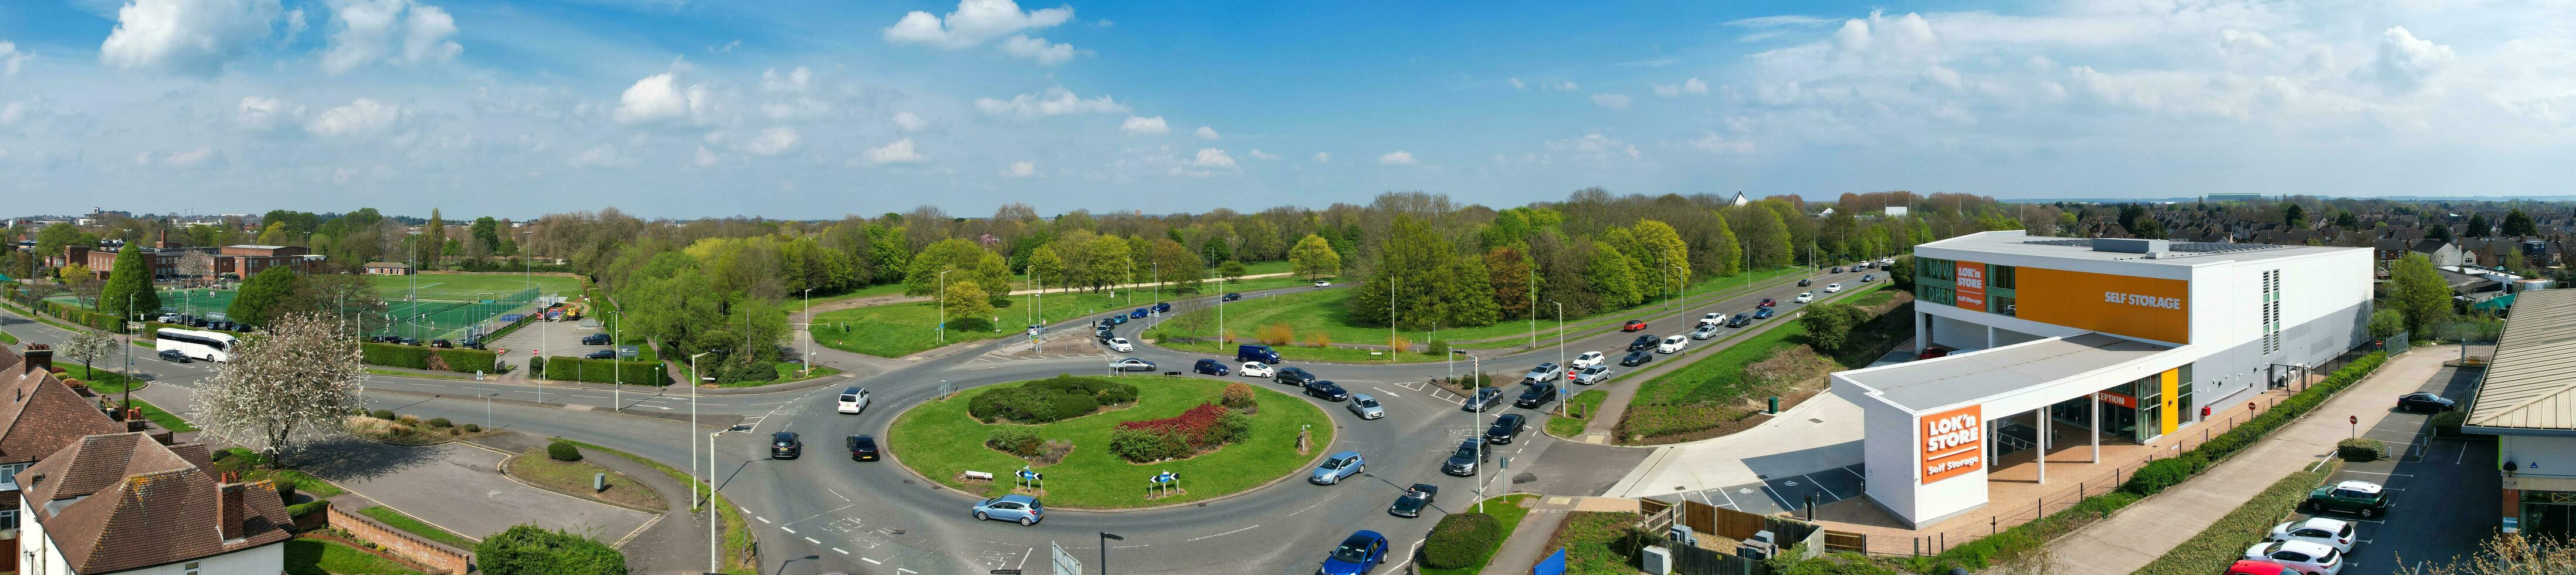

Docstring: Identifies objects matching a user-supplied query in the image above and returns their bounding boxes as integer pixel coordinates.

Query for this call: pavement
[298,436,657,544]
[2042,346,2456,575]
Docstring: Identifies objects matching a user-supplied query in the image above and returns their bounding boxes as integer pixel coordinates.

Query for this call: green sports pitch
[367,273,581,302]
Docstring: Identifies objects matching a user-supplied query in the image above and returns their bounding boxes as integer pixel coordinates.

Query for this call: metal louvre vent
[2021,239,2289,253]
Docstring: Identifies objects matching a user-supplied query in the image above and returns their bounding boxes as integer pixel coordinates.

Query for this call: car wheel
[2359,507,2377,519]
[1019,516,1035,526]
[975,512,990,521]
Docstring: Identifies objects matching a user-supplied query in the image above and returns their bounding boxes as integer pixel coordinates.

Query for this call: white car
[1656,335,1687,354]
[2245,540,2343,575]
[1699,312,1724,326]
[1314,280,1333,288]
[2266,518,2356,554]
[1689,324,1720,340]
[836,387,870,414]
[1570,351,1606,369]
[1239,361,1276,378]
[1825,283,1843,293]
[1794,292,1814,303]
[1108,337,1134,352]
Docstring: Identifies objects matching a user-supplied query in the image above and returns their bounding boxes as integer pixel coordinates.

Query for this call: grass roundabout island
[889,374,1337,509]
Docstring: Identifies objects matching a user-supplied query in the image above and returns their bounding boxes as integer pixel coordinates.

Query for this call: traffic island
[889,374,1333,509]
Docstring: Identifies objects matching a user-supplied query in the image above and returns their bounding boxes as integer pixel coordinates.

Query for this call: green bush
[286,500,330,519]
[2123,456,2206,496]
[967,375,1139,423]
[2431,410,2466,438]
[527,356,548,378]
[1107,427,1191,463]
[426,418,453,428]
[986,427,1045,458]
[1210,411,1252,444]
[368,409,396,421]
[2131,469,2334,575]
[474,524,628,575]
[433,348,499,373]
[2337,437,2389,461]
[360,342,433,370]
[547,441,581,462]
[537,356,671,385]
[463,423,482,432]
[1220,383,1256,410]
[1422,512,1506,569]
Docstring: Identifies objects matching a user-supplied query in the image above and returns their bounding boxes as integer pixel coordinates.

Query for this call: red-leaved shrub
[1118,403,1231,448]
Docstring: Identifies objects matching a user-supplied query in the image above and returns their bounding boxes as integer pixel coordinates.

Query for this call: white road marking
[1286,500,1326,516]
[898,569,918,574]
[1185,525,1260,542]
[804,537,821,544]
[827,488,851,502]
[860,557,882,564]
[781,527,796,533]
[1804,474,1842,499]
[832,548,848,554]
[755,516,771,524]
[738,506,750,513]
[2340,471,2414,476]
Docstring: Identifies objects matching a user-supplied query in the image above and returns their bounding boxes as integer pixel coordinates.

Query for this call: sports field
[367,273,581,301]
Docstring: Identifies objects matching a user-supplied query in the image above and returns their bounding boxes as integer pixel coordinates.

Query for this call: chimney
[216,483,247,540]
[157,228,168,249]
[23,344,53,374]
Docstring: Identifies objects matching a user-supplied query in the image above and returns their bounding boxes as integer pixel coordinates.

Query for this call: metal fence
[379,286,540,341]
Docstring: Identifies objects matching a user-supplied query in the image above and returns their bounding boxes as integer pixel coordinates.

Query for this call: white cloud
[1377,151,1416,165]
[159,146,217,168]
[1190,148,1236,170]
[863,137,926,165]
[99,0,286,77]
[317,0,463,75]
[234,96,303,131]
[1653,77,1710,97]
[998,35,1079,65]
[1545,133,1642,161]
[1119,115,1170,135]
[569,144,633,168]
[0,42,25,77]
[1590,93,1632,109]
[1547,80,1578,91]
[1311,151,1330,163]
[694,145,719,166]
[2368,26,2453,94]
[1195,126,1220,140]
[883,0,1073,49]
[1248,148,1278,160]
[614,72,711,124]
[892,111,929,131]
[740,126,801,156]
[1509,77,1526,89]
[976,87,1127,120]
[306,98,401,137]
[760,66,812,93]
[1005,160,1036,178]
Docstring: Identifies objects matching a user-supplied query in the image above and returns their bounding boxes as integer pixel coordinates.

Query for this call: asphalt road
[2326,366,2499,575]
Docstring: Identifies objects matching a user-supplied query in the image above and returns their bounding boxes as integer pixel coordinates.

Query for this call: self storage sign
[1920,405,1983,484]
[1954,262,1988,313]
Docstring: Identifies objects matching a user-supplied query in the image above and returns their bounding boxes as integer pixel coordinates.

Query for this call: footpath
[2041,347,2448,574]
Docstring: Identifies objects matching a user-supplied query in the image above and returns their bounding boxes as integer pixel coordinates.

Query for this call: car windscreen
[1354,398,1378,408]
[1321,457,1352,469]
[1453,444,1478,458]
[1331,542,1372,562]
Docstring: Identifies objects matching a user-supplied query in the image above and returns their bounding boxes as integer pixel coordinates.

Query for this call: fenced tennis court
[374,286,541,341]
[158,288,239,317]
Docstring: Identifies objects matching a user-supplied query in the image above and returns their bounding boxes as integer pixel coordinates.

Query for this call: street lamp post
[609,310,620,410]
[1454,350,1485,513]
[687,350,717,508]
[801,288,813,377]
[1550,302,1566,370]
[707,428,724,573]
[1100,532,1125,574]
[937,269,955,343]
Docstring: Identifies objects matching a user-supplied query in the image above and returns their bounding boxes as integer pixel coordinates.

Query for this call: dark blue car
[1153,302,1172,313]
[1130,308,1150,319]
[1194,359,1230,376]
[1318,530,1388,575]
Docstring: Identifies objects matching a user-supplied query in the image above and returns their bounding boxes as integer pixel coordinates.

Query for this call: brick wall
[323,503,474,574]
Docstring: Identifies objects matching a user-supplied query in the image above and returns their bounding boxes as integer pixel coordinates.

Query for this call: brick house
[0,345,131,562]
[13,433,292,575]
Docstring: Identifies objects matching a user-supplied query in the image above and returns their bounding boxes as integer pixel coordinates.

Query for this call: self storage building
[1831,231,2372,528]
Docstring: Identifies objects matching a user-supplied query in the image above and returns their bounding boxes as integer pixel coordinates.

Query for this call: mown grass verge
[2133,466,2338,575]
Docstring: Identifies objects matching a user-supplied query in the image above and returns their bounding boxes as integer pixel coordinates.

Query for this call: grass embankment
[0,327,15,344]
[57,364,145,393]
[1547,390,1609,438]
[811,275,1310,358]
[1422,493,1541,575]
[2133,467,2339,574]
[358,506,477,548]
[890,377,1333,508]
[559,439,755,575]
[506,449,670,510]
[1147,268,1806,352]
[1619,284,1902,443]
[285,537,426,575]
[1545,510,1651,575]
[131,399,196,432]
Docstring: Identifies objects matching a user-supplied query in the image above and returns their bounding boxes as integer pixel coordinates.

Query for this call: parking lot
[2297,365,2497,575]
[1649,464,1867,516]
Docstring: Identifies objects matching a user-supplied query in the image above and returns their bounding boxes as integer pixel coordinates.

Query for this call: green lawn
[57,364,145,393]
[285,537,425,575]
[713,364,843,388]
[0,327,16,344]
[358,505,478,547]
[889,376,1334,509]
[367,273,582,301]
[1546,510,1650,575]
[559,440,755,574]
[1546,390,1609,438]
[1622,283,1889,441]
[1423,493,1540,575]
[1146,267,1806,350]
[814,285,1218,358]
[1147,337,1457,364]
[130,399,196,432]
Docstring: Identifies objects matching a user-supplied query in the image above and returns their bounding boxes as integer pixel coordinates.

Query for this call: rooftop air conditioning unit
[1640,546,1673,575]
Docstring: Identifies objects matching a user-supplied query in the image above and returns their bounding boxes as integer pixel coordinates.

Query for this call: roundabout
[887,375,1335,509]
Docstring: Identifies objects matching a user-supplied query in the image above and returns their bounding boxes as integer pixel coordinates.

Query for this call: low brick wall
[323,503,474,574]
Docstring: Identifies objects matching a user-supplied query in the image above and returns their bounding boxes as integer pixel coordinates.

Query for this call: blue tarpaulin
[1533,548,1567,575]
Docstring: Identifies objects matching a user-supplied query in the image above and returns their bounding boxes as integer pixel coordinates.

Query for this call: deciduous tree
[99,242,162,323]
[1289,234,1340,280]
[192,313,364,466]
[2503,208,2538,237]
[226,266,298,327]
[59,330,117,377]
[2388,253,2449,335]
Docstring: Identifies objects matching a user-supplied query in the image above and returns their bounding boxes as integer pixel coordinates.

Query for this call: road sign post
[1049,542,1082,575]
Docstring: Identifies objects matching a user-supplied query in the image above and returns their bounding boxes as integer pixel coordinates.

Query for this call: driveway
[300,437,656,543]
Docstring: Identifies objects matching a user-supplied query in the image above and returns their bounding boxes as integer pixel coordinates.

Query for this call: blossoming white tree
[192,312,364,466]
[57,329,118,377]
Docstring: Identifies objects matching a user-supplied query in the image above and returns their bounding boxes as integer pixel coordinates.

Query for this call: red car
[1621,320,1648,332]
[2226,560,2287,575]
[1917,346,1954,360]
[1758,298,1777,308]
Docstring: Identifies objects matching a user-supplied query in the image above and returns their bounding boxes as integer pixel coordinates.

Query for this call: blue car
[1194,359,1231,376]
[1753,307,1774,319]
[1310,451,1365,485]
[1153,302,1172,313]
[1318,530,1389,575]
[971,493,1045,526]
[1109,314,1129,325]
[1130,308,1150,319]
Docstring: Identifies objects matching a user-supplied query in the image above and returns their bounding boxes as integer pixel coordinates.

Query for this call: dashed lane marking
[804,537,821,544]
[755,516,771,524]
[832,548,849,555]
[1185,525,1260,542]
[860,557,882,564]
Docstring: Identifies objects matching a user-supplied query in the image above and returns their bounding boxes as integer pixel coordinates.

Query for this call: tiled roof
[15,433,294,574]
[0,361,126,465]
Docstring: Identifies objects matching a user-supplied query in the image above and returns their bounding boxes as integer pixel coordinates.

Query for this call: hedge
[435,348,499,373]
[541,356,672,385]
[2131,468,2336,575]
[2336,437,2389,461]
[362,343,433,369]
[2121,351,2388,495]
[1423,512,1505,569]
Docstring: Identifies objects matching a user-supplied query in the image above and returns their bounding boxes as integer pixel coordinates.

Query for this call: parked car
[1798,278,1813,287]
[584,350,616,359]
[1621,320,1648,332]
[1238,344,1284,364]
[1107,337,1136,352]
[1725,313,1752,328]
[158,349,191,363]
[1759,298,1776,308]
[2397,392,2456,412]
[1753,307,1774,319]
[1522,363,1565,384]
[770,432,803,459]
[1305,380,1351,401]
[1464,387,1506,411]
[1699,312,1724,326]
[2266,518,2357,553]
[2228,560,2291,575]
[970,494,1045,525]
[1275,366,1319,386]
[1193,358,1230,376]
[1240,361,1277,378]
[1130,308,1150,319]
[1442,439,1488,476]
[1572,365,1612,385]
[1656,335,1687,354]
[1795,292,1814,303]
[1861,274,1877,283]
[1516,384,1558,409]
[1153,302,1172,313]
[1486,413,1530,444]
[1318,530,1389,575]
[1628,335,1659,351]
[836,387,870,414]
[431,339,454,349]
[1689,324,1720,340]
[846,435,880,462]
[1917,346,1954,360]
[1620,350,1653,367]
[461,338,485,350]
[2242,540,2343,575]
[1825,283,1843,293]
[2302,481,2391,518]
[1221,292,1242,302]
[1110,358,1158,371]
[1347,394,1385,419]
[1314,280,1333,288]
[1571,351,1606,369]
[1310,451,1366,485]
[582,333,612,346]
[1388,485,1438,518]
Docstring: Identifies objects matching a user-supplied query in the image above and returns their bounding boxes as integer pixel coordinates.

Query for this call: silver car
[1347,394,1385,420]
[1572,366,1612,385]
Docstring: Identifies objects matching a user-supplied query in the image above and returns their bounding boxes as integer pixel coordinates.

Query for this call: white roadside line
[832,548,849,554]
[860,557,882,564]
[755,516,771,524]
[1184,525,1260,542]
[804,537,821,544]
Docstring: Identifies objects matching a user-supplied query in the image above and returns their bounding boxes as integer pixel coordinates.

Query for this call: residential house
[13,432,290,575]
[361,262,412,275]
[0,344,131,560]
[2374,238,2464,268]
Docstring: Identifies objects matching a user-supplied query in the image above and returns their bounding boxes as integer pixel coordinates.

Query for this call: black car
[1798,278,1813,286]
[1515,384,1558,409]
[1389,484,1439,518]
[1153,302,1172,313]
[2397,392,2457,412]
[1724,313,1752,328]
[1627,335,1659,351]
[585,350,618,360]
[1619,350,1653,367]
[1305,380,1350,401]
[189,317,211,327]
[1442,439,1489,476]
[1221,293,1242,302]
[461,339,486,350]
[1275,366,1319,387]
[847,435,880,462]
[431,339,454,349]
[770,432,802,459]
[1193,359,1231,376]
[1096,329,1116,343]
[582,333,612,346]
[1831,266,1843,273]
[1486,414,1528,444]
[158,349,191,363]
[1463,387,1506,412]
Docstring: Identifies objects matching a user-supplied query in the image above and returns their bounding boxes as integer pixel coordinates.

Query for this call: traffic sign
[1153,472,1177,483]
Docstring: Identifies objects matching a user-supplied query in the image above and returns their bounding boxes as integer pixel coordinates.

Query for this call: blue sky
[2,1,2571,219]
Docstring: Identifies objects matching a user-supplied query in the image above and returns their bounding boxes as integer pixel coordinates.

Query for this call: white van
[837,387,870,414]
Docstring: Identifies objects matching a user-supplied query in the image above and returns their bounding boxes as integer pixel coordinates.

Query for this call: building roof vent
[2093,238,2169,254]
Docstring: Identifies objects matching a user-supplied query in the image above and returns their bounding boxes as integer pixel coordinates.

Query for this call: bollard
[1768,396,1780,414]
[593,473,606,492]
